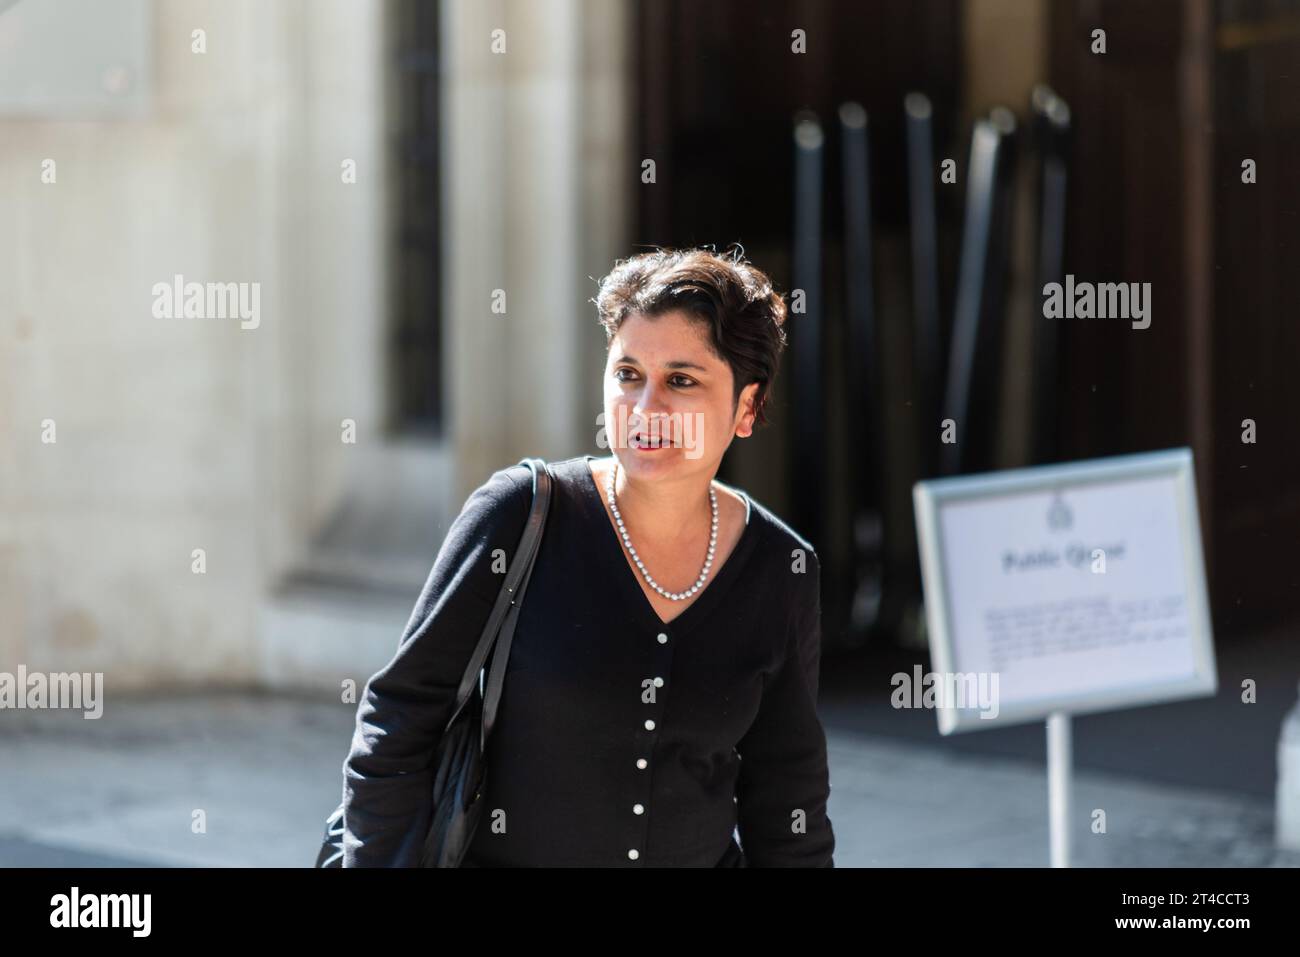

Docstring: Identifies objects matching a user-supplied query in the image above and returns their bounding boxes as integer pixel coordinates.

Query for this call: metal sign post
[1047,710,1071,867]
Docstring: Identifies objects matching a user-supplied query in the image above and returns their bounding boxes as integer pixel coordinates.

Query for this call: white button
[627,849,639,860]
[633,803,644,815]
[644,719,655,731]
[656,633,668,644]
[636,758,647,769]
[653,677,663,687]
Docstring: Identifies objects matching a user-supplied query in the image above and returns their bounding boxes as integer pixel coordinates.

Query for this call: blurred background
[2,0,1299,866]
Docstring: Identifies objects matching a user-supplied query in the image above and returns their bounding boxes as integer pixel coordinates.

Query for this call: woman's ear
[734,382,760,438]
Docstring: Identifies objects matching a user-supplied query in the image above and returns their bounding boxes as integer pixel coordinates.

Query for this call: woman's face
[602,309,758,481]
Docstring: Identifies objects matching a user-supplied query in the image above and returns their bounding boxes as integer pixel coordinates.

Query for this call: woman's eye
[613,368,694,388]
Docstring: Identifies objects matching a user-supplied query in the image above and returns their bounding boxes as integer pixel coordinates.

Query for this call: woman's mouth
[629,432,672,451]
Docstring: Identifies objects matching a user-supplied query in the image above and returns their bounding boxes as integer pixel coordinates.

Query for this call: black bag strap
[481,458,551,743]
[443,458,552,743]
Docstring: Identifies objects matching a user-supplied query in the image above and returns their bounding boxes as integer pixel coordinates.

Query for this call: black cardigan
[341,454,835,867]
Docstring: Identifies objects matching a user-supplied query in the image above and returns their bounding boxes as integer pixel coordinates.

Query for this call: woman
[341,246,834,867]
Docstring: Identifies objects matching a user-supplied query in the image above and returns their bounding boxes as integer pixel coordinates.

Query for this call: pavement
[2,690,1297,867]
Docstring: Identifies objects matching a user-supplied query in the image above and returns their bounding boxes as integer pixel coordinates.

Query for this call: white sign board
[913,448,1216,734]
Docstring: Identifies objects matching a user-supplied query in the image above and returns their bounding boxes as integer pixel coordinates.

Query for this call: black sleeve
[734,550,836,867]
[340,463,532,867]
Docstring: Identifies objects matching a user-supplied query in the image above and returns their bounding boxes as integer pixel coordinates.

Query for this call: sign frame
[913,447,1217,735]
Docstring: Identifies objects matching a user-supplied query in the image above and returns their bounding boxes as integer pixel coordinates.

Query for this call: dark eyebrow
[615,354,708,373]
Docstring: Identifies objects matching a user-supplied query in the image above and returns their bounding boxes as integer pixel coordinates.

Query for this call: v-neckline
[578,454,758,632]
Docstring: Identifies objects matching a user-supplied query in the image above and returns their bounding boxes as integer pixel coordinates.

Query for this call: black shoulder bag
[316,457,553,867]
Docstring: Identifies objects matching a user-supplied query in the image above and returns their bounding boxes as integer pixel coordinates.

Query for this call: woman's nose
[632,379,669,417]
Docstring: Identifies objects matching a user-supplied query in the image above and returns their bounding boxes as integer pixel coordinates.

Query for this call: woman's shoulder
[470,460,538,503]
[731,485,820,572]
[462,456,591,520]
[733,491,822,628]
[454,461,543,540]
[471,457,818,569]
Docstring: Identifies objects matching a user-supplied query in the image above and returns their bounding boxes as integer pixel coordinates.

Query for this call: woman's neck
[608,457,715,549]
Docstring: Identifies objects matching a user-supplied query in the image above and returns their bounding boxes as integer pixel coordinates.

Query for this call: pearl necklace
[605,461,718,601]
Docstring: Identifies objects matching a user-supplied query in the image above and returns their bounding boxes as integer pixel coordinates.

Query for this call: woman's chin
[616,445,682,469]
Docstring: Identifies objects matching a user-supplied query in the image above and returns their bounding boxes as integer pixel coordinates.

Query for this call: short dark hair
[592,245,789,428]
